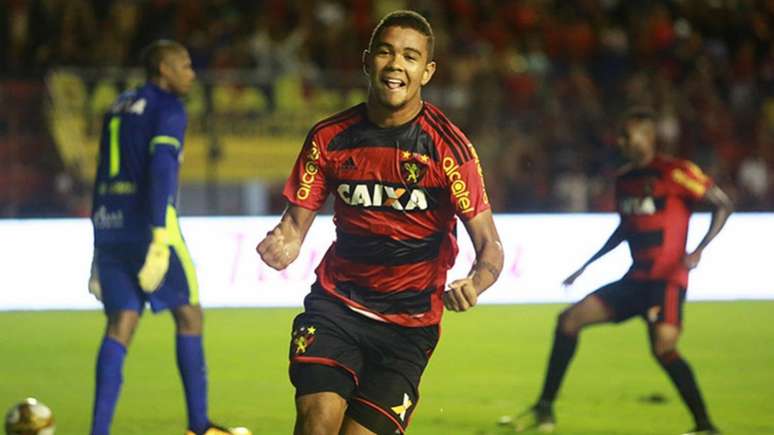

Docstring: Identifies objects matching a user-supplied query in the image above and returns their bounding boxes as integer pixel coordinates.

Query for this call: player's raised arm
[563,224,625,286]
[443,210,503,312]
[257,204,317,271]
[684,185,733,269]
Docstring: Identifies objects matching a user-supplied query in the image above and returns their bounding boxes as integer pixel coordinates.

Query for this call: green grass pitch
[1,302,772,434]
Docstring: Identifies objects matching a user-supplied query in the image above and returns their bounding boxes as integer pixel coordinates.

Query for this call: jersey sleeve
[150,101,186,156]
[439,125,491,220]
[669,160,713,200]
[282,129,330,210]
[148,102,186,228]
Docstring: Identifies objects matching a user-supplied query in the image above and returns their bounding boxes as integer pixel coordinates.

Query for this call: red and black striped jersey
[283,102,490,327]
[615,155,713,287]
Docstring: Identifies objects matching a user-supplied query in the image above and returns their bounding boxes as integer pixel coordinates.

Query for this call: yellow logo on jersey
[297,141,321,201]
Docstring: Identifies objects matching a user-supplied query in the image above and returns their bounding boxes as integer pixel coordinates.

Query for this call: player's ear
[421,61,436,86]
[158,57,172,81]
[362,49,370,76]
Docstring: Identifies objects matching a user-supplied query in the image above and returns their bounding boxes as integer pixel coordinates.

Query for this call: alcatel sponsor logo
[297,141,321,201]
[442,157,474,214]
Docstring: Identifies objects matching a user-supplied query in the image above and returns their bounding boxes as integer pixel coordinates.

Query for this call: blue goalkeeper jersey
[91,83,185,245]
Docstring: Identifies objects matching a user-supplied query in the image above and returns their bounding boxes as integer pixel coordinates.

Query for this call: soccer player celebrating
[512,108,733,435]
[88,40,238,435]
[257,10,503,435]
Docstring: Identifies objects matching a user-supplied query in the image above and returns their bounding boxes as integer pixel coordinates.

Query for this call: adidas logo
[341,157,357,171]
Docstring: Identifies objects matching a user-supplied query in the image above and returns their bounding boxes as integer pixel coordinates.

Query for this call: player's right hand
[137,227,170,293]
[88,253,102,301]
[562,267,585,287]
[256,227,300,271]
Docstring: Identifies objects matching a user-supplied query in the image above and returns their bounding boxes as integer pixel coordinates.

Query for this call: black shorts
[288,286,439,434]
[591,279,687,327]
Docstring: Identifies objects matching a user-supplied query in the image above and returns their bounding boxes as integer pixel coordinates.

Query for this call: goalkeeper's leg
[91,310,140,435]
[174,304,210,434]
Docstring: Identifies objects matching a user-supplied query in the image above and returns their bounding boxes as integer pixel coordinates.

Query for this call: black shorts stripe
[335,229,443,266]
[332,280,434,315]
[627,230,664,252]
[425,109,472,161]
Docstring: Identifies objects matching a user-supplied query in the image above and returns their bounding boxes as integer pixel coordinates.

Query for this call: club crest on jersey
[401,160,427,185]
[337,182,430,211]
[292,325,317,355]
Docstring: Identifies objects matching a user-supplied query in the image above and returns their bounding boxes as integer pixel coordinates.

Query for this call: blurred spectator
[1,0,773,215]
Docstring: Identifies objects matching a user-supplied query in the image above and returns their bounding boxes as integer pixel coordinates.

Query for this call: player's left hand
[443,278,479,312]
[137,228,171,293]
[683,250,702,269]
[88,254,102,301]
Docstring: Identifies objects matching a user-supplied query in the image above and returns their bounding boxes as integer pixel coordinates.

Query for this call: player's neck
[633,151,656,168]
[149,78,176,96]
[366,96,423,128]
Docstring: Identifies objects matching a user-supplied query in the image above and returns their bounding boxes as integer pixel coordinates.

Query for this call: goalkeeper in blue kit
[88,40,238,435]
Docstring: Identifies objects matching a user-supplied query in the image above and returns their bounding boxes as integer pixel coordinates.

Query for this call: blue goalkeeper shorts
[95,242,200,314]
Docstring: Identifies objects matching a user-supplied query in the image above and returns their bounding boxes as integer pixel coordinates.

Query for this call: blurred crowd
[2,0,774,215]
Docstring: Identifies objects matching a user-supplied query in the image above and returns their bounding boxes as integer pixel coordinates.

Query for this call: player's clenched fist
[257,227,300,271]
[443,278,479,312]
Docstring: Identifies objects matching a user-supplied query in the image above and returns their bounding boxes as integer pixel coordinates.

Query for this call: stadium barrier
[1,214,770,311]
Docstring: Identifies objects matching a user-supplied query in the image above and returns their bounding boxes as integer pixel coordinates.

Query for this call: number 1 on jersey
[108,116,121,178]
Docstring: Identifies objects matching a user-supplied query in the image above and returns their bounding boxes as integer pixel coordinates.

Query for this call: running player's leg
[290,291,364,434]
[536,288,613,406]
[295,390,349,435]
[172,304,210,433]
[91,246,145,435]
[342,320,438,435]
[647,284,717,433]
[515,281,637,432]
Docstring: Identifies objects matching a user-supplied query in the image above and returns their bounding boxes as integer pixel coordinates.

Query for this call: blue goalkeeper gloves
[138,227,171,292]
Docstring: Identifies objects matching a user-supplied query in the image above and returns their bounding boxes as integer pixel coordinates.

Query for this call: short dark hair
[140,39,186,78]
[368,10,435,60]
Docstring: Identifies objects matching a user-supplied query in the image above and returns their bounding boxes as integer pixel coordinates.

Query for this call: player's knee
[106,311,140,345]
[173,305,203,335]
[295,392,346,435]
[651,339,679,364]
[557,309,581,335]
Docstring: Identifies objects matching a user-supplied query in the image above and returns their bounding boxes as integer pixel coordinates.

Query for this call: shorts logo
[292,325,316,355]
[390,393,413,421]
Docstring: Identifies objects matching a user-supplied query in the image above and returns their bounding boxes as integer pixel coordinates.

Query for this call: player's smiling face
[365,26,436,111]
